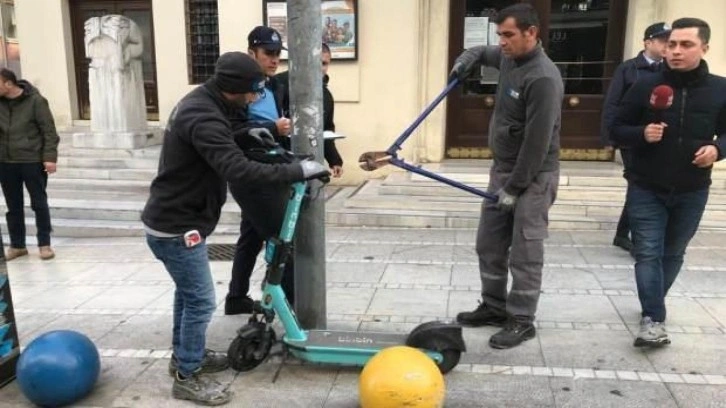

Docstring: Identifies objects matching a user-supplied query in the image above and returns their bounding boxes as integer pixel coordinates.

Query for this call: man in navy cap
[601,22,671,254]
[224,26,296,315]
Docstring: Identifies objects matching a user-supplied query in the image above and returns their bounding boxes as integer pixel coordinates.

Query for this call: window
[1,1,16,40]
[548,0,612,94]
[186,0,219,84]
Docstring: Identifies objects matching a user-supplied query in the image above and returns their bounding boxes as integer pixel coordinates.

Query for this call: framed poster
[262,0,358,60]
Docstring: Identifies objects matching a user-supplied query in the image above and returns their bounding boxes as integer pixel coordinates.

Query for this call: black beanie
[213,52,265,94]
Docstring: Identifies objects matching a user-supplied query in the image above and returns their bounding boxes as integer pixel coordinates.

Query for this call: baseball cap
[214,52,266,94]
[248,26,287,51]
[644,22,671,40]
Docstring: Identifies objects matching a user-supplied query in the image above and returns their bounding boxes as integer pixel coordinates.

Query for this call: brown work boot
[39,246,55,260]
[5,247,28,261]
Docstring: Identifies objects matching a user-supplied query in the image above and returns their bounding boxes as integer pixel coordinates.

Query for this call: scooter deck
[286,330,407,349]
[282,329,442,367]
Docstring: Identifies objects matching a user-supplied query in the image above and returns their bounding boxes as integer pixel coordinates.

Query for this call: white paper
[287,131,346,140]
[464,17,488,49]
[323,131,346,140]
[488,22,500,46]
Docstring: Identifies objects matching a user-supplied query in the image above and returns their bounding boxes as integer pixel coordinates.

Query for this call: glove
[299,159,331,181]
[495,188,518,212]
[449,46,485,81]
[248,128,277,148]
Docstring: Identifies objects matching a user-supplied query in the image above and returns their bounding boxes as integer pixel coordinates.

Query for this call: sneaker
[456,302,508,327]
[612,236,633,252]
[172,370,231,406]
[224,295,255,315]
[168,349,230,377]
[39,246,55,260]
[634,316,670,347]
[489,320,537,349]
[5,247,28,261]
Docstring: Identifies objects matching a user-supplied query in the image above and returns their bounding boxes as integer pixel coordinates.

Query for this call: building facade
[14,0,726,183]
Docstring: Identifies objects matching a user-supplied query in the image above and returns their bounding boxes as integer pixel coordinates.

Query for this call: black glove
[495,188,518,212]
[248,128,277,148]
[449,46,486,81]
[299,159,331,181]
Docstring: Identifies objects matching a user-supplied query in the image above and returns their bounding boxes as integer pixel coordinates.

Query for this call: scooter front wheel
[228,322,276,371]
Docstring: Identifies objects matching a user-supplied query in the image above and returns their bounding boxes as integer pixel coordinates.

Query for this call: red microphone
[649,85,674,122]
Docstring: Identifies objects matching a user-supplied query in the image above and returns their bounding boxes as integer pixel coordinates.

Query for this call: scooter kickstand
[271,347,289,384]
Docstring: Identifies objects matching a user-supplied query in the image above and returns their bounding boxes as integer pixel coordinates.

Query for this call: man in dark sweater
[602,22,670,254]
[0,69,59,261]
[450,3,563,349]
[276,43,344,176]
[225,42,343,315]
[611,18,726,348]
[142,52,329,405]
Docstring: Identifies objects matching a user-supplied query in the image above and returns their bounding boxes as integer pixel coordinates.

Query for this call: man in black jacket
[602,22,670,253]
[611,18,726,348]
[0,69,59,261]
[142,52,328,405]
[225,42,343,315]
[277,43,344,176]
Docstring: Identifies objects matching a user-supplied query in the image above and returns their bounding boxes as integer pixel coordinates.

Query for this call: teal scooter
[227,79,475,375]
[226,150,464,374]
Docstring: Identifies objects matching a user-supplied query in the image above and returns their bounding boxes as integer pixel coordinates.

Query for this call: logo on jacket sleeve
[507,88,520,99]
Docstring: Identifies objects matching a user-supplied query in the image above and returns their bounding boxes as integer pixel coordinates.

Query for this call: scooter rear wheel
[228,324,276,371]
[436,349,461,374]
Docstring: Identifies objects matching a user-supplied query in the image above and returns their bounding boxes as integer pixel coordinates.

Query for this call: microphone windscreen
[649,85,674,110]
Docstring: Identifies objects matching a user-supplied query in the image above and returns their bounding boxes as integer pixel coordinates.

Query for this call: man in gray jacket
[450,3,563,349]
[0,69,59,261]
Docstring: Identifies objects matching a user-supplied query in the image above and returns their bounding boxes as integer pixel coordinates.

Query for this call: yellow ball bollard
[359,346,446,408]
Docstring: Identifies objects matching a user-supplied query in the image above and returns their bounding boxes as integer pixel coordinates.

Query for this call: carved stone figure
[84,15,147,132]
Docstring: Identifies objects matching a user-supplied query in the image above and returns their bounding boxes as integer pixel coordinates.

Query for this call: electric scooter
[227,77,493,375]
[226,148,464,375]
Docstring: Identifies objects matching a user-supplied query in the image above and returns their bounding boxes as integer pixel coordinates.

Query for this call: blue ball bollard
[16,330,101,407]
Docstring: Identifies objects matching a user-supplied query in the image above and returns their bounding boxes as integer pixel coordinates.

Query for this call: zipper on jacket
[678,88,687,146]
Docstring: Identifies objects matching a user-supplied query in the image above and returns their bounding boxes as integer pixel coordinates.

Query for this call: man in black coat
[142,52,329,405]
[225,42,344,315]
[611,18,726,348]
[601,22,670,253]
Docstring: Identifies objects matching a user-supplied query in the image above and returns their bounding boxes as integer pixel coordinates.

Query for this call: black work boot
[224,295,255,315]
[489,320,536,349]
[456,302,508,327]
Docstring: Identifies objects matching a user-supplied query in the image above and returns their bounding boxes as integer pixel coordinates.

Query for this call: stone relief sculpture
[84,15,147,132]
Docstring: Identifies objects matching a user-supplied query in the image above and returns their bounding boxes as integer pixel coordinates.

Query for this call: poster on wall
[464,17,488,49]
[0,232,20,389]
[262,0,358,60]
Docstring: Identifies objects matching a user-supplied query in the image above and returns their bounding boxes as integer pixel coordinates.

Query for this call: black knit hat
[213,52,266,94]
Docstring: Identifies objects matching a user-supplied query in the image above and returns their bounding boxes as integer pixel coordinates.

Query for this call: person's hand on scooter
[449,46,486,81]
[248,128,278,148]
[495,188,518,212]
[299,159,331,182]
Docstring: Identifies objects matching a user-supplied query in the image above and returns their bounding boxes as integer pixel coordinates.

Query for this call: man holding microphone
[611,18,726,348]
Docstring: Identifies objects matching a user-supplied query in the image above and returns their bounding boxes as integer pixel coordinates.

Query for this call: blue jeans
[146,234,216,377]
[627,184,708,322]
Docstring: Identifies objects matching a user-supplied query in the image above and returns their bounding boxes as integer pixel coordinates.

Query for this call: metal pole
[287,0,326,329]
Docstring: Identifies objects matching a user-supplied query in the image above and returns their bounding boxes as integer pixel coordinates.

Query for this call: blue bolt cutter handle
[358,78,498,202]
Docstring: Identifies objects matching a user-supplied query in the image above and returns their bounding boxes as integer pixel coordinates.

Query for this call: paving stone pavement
[1,227,725,407]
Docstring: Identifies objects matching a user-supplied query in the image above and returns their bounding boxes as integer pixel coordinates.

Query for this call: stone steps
[12,142,726,237]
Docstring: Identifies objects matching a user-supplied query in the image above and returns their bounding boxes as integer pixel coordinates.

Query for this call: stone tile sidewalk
[1,227,725,407]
